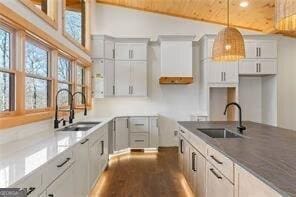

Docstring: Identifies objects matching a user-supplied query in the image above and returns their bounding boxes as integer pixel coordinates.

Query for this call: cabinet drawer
[207,145,234,183]
[14,171,42,197]
[129,117,149,132]
[43,149,74,187]
[130,133,148,148]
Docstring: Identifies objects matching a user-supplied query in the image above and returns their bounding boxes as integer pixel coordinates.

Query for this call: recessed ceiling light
[240,1,249,8]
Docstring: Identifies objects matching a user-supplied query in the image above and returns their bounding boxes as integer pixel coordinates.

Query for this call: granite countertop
[178,121,296,197]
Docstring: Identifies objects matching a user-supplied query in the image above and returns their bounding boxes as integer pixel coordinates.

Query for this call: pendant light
[212,0,245,61]
[275,0,296,31]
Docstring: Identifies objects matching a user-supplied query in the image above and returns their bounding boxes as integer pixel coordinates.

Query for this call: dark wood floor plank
[90,148,194,197]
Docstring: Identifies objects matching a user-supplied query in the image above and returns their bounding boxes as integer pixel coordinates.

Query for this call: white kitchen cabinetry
[206,162,234,197]
[73,138,90,197]
[98,127,109,173]
[91,35,115,59]
[207,60,238,84]
[129,117,149,133]
[13,170,42,197]
[239,59,277,75]
[46,164,75,197]
[235,164,281,197]
[114,117,129,151]
[149,117,159,148]
[104,60,115,96]
[244,40,277,59]
[115,42,147,61]
[89,139,101,185]
[115,60,147,96]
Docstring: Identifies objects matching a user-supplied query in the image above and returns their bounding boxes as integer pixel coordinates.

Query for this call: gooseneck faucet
[71,91,87,120]
[54,89,73,129]
[224,102,246,134]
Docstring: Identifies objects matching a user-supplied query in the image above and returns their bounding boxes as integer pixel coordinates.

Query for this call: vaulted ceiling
[96,0,296,37]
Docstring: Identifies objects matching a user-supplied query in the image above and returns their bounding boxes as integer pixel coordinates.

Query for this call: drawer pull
[80,138,89,144]
[135,140,145,142]
[210,155,223,164]
[26,187,36,195]
[180,139,184,154]
[135,124,145,126]
[48,194,54,197]
[210,168,222,179]
[57,158,71,168]
[192,152,197,172]
[101,140,104,156]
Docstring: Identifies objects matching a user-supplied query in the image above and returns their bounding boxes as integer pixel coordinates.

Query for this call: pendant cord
[227,0,230,27]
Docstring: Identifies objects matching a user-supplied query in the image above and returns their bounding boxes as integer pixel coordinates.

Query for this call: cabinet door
[74,140,90,196]
[105,40,115,59]
[206,162,234,197]
[235,165,281,197]
[115,61,131,96]
[208,61,224,83]
[130,43,147,60]
[149,117,159,148]
[104,60,115,96]
[115,118,129,151]
[189,147,206,197]
[239,59,257,75]
[91,38,104,58]
[129,117,149,132]
[89,141,100,186]
[115,43,130,60]
[46,165,75,197]
[258,40,277,59]
[244,40,258,59]
[258,59,277,75]
[224,61,238,83]
[130,61,147,96]
[183,140,190,182]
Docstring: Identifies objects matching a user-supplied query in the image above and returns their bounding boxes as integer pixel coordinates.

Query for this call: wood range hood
[158,35,195,85]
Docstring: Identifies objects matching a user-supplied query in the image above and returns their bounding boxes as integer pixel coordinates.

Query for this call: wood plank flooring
[89,148,194,197]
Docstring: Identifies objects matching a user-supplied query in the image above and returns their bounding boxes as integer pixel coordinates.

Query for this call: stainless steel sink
[57,121,101,132]
[197,128,242,138]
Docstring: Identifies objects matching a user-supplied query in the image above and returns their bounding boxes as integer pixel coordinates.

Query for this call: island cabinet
[234,164,281,197]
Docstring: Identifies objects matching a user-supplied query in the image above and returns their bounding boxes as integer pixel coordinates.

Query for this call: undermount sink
[197,128,242,138]
[57,121,101,132]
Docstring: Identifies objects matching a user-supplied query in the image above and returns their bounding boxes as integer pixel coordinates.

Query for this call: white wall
[0,0,90,61]
[91,4,261,146]
[277,37,296,130]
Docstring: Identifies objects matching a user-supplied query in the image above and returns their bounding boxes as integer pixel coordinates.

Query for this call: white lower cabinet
[89,138,101,186]
[73,138,90,197]
[206,162,234,197]
[234,165,281,197]
[46,164,75,197]
[114,117,129,151]
[149,117,159,148]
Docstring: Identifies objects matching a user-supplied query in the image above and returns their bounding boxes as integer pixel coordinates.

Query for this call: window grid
[57,55,72,107]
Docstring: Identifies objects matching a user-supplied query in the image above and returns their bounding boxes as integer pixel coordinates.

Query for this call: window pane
[76,86,85,105]
[0,28,10,69]
[76,66,84,85]
[25,41,48,77]
[0,72,14,112]
[25,77,49,109]
[65,10,82,44]
[58,56,71,82]
[57,83,71,106]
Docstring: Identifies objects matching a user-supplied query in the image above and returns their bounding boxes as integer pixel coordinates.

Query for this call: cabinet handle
[210,168,222,179]
[192,152,197,172]
[180,139,184,154]
[127,119,129,128]
[256,47,259,57]
[259,63,261,72]
[256,63,258,72]
[80,138,89,144]
[259,48,261,57]
[221,72,223,81]
[48,195,54,197]
[26,187,36,195]
[135,123,145,126]
[132,50,134,59]
[210,155,223,164]
[57,158,71,168]
[131,86,134,94]
[223,72,226,81]
[113,85,115,95]
[113,49,115,59]
[135,140,145,142]
[101,140,104,156]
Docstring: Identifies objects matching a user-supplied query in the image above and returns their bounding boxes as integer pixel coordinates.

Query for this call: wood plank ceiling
[96,0,295,37]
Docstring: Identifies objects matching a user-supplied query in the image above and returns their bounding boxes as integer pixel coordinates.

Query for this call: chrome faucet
[224,102,246,134]
[54,89,73,129]
[71,91,87,120]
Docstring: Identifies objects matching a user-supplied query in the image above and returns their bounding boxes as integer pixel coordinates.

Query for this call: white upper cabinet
[115,60,131,96]
[207,60,238,84]
[131,61,147,96]
[244,40,258,59]
[105,40,115,60]
[258,40,277,59]
[115,42,148,61]
[91,35,115,59]
[239,59,277,75]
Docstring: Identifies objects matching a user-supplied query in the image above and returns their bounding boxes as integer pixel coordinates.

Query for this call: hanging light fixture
[212,0,245,61]
[275,0,296,31]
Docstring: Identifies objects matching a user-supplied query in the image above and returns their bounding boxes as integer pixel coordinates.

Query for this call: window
[57,55,72,106]
[0,26,15,113]
[30,0,48,15]
[75,64,85,105]
[25,39,51,110]
[64,0,85,45]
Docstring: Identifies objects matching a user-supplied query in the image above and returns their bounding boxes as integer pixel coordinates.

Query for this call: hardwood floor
[90,148,194,197]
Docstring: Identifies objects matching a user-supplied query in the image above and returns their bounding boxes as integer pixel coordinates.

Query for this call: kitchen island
[178,121,296,197]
